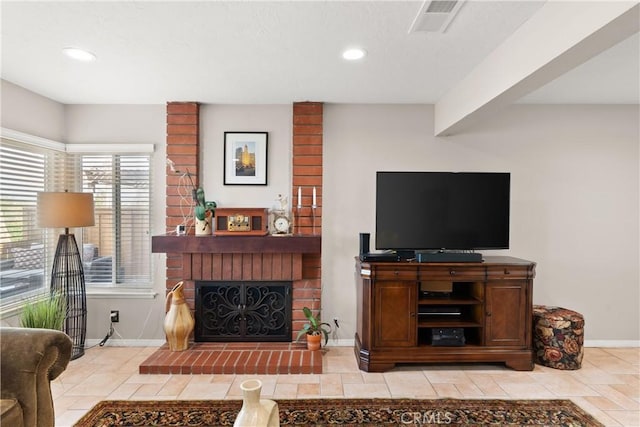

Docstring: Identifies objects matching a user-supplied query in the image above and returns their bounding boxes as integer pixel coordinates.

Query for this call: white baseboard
[584,340,640,348]
[326,338,355,347]
[84,338,638,349]
[85,338,166,348]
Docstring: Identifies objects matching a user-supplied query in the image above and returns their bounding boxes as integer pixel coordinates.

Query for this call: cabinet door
[373,281,417,347]
[484,281,528,347]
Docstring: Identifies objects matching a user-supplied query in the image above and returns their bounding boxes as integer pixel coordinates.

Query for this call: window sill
[86,289,158,299]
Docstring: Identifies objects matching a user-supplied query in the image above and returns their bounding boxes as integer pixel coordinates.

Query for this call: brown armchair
[1,327,72,427]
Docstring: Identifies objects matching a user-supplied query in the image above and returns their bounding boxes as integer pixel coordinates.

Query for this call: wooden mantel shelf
[152,234,321,254]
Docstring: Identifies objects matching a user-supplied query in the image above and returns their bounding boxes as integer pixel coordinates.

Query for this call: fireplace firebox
[195,281,292,342]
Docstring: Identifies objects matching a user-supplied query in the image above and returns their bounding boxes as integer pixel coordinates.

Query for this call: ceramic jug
[163,281,194,351]
[233,379,279,427]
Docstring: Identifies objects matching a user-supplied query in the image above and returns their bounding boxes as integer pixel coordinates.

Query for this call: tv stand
[415,250,482,263]
[354,256,536,372]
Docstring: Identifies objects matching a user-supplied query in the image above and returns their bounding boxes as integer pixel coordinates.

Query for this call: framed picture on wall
[223,132,268,185]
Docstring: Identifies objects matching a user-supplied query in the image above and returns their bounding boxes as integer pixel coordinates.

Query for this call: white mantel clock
[269,194,293,236]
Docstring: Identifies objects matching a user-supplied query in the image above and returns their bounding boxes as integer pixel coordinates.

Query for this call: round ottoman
[532,305,584,370]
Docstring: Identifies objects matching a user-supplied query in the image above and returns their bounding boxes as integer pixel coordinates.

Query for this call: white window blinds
[76,153,152,286]
[0,138,68,303]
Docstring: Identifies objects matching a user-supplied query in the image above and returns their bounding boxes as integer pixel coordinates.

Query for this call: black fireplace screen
[195,281,292,342]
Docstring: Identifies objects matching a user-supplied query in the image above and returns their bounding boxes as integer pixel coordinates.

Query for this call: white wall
[1,80,65,140]
[199,104,293,210]
[323,104,639,344]
[64,104,167,342]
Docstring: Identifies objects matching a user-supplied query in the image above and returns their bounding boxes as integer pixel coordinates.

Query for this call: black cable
[99,323,114,347]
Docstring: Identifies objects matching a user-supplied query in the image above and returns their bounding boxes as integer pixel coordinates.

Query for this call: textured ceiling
[1,1,638,105]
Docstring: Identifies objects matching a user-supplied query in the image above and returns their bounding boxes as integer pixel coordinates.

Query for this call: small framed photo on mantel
[224,132,268,185]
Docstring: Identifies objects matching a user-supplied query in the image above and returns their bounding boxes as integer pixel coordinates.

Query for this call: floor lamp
[38,191,95,360]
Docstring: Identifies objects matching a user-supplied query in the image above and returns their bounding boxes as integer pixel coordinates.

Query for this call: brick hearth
[139,342,322,375]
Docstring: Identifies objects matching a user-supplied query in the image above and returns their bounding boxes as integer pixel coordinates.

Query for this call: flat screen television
[375,172,510,256]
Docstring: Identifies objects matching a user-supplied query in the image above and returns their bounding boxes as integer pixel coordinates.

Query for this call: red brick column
[292,102,323,336]
[165,102,199,303]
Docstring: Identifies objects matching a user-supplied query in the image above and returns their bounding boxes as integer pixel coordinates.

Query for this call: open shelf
[418,318,482,328]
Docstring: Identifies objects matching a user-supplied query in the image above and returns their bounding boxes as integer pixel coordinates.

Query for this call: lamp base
[51,233,87,360]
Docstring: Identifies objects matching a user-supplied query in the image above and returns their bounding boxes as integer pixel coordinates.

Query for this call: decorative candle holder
[296,204,302,235]
[311,204,317,235]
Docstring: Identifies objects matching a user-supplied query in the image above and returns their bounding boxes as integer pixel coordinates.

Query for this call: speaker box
[359,233,370,256]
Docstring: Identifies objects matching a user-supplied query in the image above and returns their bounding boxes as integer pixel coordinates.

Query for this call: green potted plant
[194,187,217,236]
[296,306,331,350]
[20,293,66,330]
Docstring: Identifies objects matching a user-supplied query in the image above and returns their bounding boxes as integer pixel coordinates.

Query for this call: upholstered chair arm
[1,327,72,427]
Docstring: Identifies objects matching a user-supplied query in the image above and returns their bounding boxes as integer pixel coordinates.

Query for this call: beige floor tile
[177,381,231,399]
[610,382,640,399]
[53,346,640,427]
[423,370,471,384]
[272,383,298,399]
[531,372,601,396]
[133,382,165,396]
[384,371,437,398]
[342,382,391,398]
[64,372,131,396]
[453,382,485,397]
[107,382,142,400]
[432,383,463,398]
[124,373,171,384]
[340,373,364,384]
[603,348,640,364]
[605,409,640,427]
[320,381,344,397]
[55,409,91,427]
[276,374,320,384]
[589,384,640,410]
[570,397,624,427]
[466,373,509,398]
[319,373,342,385]
[156,375,192,396]
[297,383,321,397]
[361,372,386,383]
[495,382,556,399]
[583,396,626,411]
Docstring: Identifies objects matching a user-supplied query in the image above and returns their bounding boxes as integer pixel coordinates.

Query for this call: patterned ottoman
[532,305,584,370]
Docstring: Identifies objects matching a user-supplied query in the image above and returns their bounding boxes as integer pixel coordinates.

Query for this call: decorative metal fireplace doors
[195,281,292,342]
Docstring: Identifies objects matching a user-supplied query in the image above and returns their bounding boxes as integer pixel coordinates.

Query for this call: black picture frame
[223,132,268,185]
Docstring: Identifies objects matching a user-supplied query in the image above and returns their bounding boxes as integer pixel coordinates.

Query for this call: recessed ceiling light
[62,47,97,62]
[342,48,367,61]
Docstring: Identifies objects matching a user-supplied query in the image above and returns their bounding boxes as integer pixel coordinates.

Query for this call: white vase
[233,379,279,427]
[194,216,211,236]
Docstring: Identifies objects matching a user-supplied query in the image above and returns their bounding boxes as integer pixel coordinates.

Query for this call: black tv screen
[375,172,510,252]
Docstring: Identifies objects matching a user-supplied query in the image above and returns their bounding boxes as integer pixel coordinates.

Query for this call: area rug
[74,398,603,426]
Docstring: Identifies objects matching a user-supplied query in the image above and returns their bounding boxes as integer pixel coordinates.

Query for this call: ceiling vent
[409,0,466,33]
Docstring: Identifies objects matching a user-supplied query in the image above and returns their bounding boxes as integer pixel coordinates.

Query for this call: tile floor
[52,346,639,427]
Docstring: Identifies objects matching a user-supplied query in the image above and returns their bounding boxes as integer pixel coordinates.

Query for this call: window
[76,154,152,287]
[0,137,68,304]
[1,132,154,309]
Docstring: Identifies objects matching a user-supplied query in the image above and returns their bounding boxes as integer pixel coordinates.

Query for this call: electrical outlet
[110,310,119,323]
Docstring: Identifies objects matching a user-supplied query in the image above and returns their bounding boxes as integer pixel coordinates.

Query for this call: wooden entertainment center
[355,256,536,372]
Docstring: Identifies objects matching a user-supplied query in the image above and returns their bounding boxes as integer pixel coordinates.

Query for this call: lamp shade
[37,192,95,228]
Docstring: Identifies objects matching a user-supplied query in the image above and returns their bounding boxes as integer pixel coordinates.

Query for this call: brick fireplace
[163,102,323,332]
[144,101,324,374]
